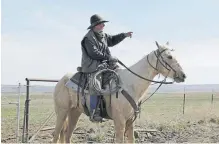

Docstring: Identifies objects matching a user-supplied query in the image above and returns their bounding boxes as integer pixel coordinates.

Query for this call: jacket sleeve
[84,38,110,60]
[105,33,126,47]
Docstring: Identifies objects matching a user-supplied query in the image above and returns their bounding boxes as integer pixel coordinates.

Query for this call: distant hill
[148,84,219,93]
[1,85,55,94]
[1,84,219,94]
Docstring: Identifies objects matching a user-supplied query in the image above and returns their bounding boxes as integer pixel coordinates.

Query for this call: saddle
[68,65,140,122]
[69,66,113,120]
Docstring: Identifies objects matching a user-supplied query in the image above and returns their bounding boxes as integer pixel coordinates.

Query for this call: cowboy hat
[87,14,109,29]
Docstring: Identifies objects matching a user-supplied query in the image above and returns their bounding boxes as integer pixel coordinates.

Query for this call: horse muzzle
[174,71,186,83]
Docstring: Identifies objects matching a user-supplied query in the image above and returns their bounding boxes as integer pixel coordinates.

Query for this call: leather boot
[90,108,103,122]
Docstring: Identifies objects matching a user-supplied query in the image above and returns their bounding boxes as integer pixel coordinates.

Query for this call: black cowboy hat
[87,14,109,29]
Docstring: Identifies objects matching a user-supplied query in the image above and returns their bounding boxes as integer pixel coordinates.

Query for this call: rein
[117,49,174,84]
[118,60,173,84]
[118,49,177,105]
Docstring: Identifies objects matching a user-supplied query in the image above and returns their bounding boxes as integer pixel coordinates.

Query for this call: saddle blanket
[65,79,88,93]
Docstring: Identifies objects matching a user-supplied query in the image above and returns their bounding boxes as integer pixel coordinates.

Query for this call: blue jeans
[89,95,103,122]
[90,95,99,111]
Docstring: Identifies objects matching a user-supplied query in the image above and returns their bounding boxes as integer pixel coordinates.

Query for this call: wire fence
[1,84,21,143]
[1,83,219,143]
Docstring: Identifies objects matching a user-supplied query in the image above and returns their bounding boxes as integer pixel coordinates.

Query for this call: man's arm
[84,38,110,60]
[105,33,127,47]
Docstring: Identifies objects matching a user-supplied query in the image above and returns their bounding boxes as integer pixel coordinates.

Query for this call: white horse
[52,41,186,143]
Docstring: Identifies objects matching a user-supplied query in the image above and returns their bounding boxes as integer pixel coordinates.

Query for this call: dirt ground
[2,115,219,143]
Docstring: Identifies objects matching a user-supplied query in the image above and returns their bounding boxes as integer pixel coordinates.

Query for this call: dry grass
[1,92,219,143]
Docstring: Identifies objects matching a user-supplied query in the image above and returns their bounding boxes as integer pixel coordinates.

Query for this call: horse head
[152,41,186,83]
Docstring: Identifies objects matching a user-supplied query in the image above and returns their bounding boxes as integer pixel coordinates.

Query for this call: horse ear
[155,41,160,48]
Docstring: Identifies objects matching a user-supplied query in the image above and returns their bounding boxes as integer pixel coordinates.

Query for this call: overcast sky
[1,0,219,86]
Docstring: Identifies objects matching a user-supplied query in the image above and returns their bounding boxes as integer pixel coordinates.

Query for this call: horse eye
[167,55,172,59]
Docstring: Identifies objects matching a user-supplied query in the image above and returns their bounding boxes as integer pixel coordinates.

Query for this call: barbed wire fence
[1,81,219,143]
[1,79,58,143]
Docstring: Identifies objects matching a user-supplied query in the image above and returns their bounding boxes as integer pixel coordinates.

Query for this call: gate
[22,78,59,143]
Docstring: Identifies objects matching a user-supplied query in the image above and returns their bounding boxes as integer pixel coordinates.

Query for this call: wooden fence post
[183,86,186,114]
[211,89,214,105]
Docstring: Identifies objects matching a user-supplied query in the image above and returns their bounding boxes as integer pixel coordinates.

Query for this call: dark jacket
[81,30,126,73]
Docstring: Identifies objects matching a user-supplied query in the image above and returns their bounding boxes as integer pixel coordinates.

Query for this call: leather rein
[118,48,175,85]
[118,48,177,107]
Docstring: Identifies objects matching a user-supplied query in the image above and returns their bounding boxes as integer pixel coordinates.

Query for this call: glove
[109,56,118,62]
[97,62,108,70]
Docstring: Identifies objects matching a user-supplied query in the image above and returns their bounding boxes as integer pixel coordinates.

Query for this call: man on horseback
[80,14,133,122]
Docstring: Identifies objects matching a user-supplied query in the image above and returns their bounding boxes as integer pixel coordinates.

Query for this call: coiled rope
[91,68,121,95]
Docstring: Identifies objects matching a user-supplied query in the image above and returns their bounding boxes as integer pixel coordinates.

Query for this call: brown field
[1,92,219,143]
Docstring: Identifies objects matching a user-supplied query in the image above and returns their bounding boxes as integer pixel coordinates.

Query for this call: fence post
[22,79,30,143]
[16,83,21,143]
[25,79,30,143]
[183,86,186,114]
[211,89,214,104]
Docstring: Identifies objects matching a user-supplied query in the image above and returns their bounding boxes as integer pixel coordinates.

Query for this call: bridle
[118,47,179,105]
[139,48,178,104]
[152,48,177,75]
[118,48,177,85]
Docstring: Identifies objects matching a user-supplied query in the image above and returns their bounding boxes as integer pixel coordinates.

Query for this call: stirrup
[89,110,103,122]
[89,116,107,123]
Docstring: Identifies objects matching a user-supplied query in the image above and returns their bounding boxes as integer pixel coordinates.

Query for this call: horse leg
[52,107,69,143]
[59,118,68,143]
[113,119,126,143]
[125,119,135,143]
[65,108,82,143]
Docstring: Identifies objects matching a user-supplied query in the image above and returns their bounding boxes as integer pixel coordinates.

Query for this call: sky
[1,0,219,86]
